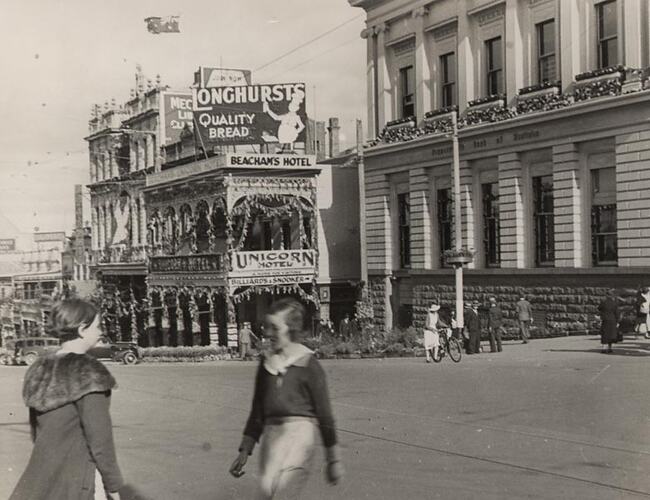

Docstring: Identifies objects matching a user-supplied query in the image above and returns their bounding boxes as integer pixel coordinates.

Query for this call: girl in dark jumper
[10,299,124,500]
[230,298,344,498]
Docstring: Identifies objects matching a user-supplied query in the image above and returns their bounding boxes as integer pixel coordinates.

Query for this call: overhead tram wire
[253,13,363,72]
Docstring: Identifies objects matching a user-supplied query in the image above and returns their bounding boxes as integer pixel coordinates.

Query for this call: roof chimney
[327,117,340,158]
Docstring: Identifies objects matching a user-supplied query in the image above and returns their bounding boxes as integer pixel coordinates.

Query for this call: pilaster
[623,0,643,68]
[365,174,392,274]
[457,3,474,112]
[409,168,432,269]
[615,130,650,266]
[552,143,583,267]
[505,0,524,105]
[413,7,431,122]
[361,27,376,138]
[498,153,525,268]
[559,0,581,94]
[375,23,392,129]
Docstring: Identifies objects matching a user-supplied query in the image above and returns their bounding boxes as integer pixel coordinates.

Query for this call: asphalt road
[1,335,650,500]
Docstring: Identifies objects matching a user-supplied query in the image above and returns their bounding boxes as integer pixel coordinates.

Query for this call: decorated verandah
[142,156,321,347]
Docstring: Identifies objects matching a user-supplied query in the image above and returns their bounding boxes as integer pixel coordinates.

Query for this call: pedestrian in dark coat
[487,297,504,353]
[516,295,533,344]
[465,302,481,355]
[10,299,124,500]
[598,292,620,353]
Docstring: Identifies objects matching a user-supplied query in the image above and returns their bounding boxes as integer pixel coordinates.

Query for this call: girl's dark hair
[49,299,98,342]
[268,298,306,341]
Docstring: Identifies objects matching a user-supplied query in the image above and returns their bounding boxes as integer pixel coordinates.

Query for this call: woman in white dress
[424,303,442,363]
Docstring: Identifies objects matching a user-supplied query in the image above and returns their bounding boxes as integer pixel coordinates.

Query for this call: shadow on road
[547,341,650,357]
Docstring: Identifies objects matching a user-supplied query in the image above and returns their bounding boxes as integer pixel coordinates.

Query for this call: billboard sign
[160,91,193,145]
[225,153,317,168]
[195,67,252,88]
[229,249,316,288]
[0,239,15,253]
[192,83,307,146]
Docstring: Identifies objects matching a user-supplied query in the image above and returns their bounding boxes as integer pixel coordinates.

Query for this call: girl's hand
[229,451,248,478]
[107,492,120,500]
[326,461,345,485]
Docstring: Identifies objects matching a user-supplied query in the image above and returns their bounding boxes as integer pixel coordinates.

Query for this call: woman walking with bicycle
[424,302,447,363]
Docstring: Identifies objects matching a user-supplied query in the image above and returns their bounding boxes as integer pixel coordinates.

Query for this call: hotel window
[482,182,500,267]
[437,188,453,266]
[485,37,503,96]
[597,0,618,68]
[591,167,617,266]
[533,175,554,266]
[537,20,556,83]
[440,52,456,108]
[397,192,411,268]
[302,217,313,249]
[281,220,292,250]
[399,66,415,118]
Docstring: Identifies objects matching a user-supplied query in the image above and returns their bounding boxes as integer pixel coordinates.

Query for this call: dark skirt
[600,319,619,344]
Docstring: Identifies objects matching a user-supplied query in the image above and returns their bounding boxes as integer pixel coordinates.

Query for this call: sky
[0,0,367,239]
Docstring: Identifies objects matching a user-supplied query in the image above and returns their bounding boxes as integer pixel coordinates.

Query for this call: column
[409,168,432,269]
[615,130,650,266]
[98,206,105,249]
[375,23,392,130]
[413,7,431,122]
[504,0,524,105]
[559,0,581,94]
[139,194,147,247]
[458,161,475,268]
[92,207,99,251]
[457,4,474,112]
[552,143,583,267]
[365,173,393,330]
[623,0,643,68]
[130,139,137,172]
[498,153,525,268]
[361,27,376,138]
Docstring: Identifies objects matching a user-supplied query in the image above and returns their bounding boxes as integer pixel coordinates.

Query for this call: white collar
[263,343,313,376]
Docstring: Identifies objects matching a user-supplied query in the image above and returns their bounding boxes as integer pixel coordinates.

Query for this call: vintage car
[88,336,140,365]
[12,337,60,365]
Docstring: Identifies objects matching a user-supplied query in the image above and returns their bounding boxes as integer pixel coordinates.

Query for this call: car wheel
[23,353,37,366]
[122,351,138,365]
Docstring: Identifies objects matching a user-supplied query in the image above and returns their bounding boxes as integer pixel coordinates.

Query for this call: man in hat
[238,322,257,360]
[424,302,443,362]
[465,300,481,354]
[516,295,533,344]
[487,297,504,353]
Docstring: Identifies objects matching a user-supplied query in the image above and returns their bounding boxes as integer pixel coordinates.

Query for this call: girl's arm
[240,361,265,454]
[76,392,124,494]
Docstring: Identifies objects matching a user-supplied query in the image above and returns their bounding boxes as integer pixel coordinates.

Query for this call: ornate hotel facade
[350,0,650,333]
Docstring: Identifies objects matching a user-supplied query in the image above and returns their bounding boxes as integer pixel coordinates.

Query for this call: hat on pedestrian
[489,296,496,303]
[428,303,440,312]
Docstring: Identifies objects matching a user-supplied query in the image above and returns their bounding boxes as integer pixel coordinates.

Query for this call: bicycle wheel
[447,337,462,362]
[432,337,445,363]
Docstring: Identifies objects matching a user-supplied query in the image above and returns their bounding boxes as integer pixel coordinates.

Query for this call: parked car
[88,336,140,365]
[13,337,60,365]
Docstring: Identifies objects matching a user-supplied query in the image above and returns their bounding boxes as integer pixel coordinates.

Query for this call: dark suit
[465,308,481,354]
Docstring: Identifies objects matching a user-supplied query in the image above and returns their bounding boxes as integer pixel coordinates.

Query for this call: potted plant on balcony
[443,248,475,266]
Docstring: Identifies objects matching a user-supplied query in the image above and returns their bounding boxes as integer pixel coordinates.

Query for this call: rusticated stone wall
[405,270,646,337]
[369,276,387,327]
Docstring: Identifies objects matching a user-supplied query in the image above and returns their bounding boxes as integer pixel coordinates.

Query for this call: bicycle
[432,328,462,363]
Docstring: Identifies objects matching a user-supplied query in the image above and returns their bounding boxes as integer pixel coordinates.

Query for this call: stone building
[350,0,650,334]
[86,67,191,341]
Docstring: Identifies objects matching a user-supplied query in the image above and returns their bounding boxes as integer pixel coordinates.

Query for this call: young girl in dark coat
[230,298,344,499]
[10,299,124,500]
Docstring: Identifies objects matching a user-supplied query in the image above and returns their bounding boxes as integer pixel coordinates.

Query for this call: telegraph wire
[254,13,363,72]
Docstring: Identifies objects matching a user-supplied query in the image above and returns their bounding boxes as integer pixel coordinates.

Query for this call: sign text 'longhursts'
[192,83,307,146]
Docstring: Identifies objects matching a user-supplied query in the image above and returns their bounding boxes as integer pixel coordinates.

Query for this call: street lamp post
[451,111,464,331]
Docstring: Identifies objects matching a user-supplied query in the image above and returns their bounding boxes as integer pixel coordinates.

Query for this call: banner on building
[229,250,315,287]
[192,82,307,146]
[194,67,252,88]
[0,239,16,253]
[225,153,316,168]
[160,91,193,145]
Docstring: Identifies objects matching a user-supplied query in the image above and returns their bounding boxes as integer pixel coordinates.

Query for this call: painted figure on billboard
[111,192,131,246]
[262,88,306,146]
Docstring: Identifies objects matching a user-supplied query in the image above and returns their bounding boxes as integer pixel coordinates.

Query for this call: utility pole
[451,111,464,330]
[356,119,368,286]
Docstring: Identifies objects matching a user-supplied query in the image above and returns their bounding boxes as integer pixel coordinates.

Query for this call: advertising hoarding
[194,67,252,88]
[160,91,193,145]
[225,153,316,168]
[229,249,316,288]
[0,239,16,253]
[192,83,307,146]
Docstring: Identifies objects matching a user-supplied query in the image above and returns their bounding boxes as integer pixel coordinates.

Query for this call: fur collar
[263,344,313,376]
[23,353,116,413]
